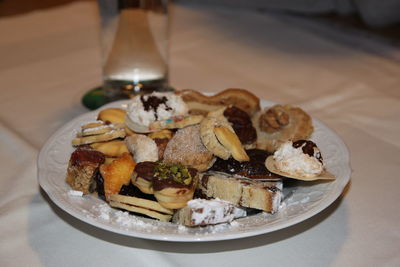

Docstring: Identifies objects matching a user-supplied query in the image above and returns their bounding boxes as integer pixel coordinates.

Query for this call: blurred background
[1,0,399,46]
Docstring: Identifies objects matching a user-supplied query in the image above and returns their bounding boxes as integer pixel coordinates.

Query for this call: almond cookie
[253,104,313,152]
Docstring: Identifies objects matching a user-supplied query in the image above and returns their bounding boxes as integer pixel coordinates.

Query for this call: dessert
[131,161,156,194]
[253,104,313,152]
[90,140,129,157]
[109,194,173,222]
[200,116,249,161]
[149,114,204,132]
[65,89,336,228]
[125,134,159,163]
[197,173,282,212]
[66,146,105,194]
[179,88,260,116]
[265,140,335,181]
[163,124,215,171]
[173,198,246,226]
[99,153,136,201]
[97,108,126,124]
[152,162,198,209]
[125,92,189,133]
[72,121,126,146]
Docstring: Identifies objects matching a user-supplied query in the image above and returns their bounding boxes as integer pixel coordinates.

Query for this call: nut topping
[259,105,289,133]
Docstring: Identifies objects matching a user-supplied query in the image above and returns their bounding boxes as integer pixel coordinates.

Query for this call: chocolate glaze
[134,161,197,190]
[152,168,197,191]
[293,140,323,163]
[70,146,105,167]
[134,161,157,181]
[209,149,282,179]
[223,106,257,145]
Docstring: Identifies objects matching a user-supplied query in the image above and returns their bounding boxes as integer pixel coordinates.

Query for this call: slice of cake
[66,146,105,194]
[173,198,246,226]
[197,173,282,213]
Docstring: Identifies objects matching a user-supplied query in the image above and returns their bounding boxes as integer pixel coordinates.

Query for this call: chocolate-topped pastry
[132,161,198,209]
[66,146,105,194]
[131,161,158,194]
[223,106,257,146]
[209,149,282,180]
[152,162,198,209]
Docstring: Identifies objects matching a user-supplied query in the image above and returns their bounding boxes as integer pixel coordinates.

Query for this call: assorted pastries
[65,89,335,227]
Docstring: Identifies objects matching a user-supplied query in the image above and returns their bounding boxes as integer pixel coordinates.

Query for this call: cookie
[72,129,126,146]
[149,115,204,131]
[97,108,126,124]
[90,140,129,157]
[200,117,249,161]
[109,194,173,221]
[253,105,314,152]
[163,124,215,172]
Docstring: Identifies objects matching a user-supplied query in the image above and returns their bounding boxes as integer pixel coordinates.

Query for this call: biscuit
[149,115,204,131]
[109,194,173,221]
[98,108,126,124]
[253,105,313,152]
[90,140,129,157]
[72,129,126,146]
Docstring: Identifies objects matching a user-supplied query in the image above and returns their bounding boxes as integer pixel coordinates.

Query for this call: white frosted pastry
[173,198,246,226]
[126,92,189,130]
[273,140,323,178]
[125,134,158,163]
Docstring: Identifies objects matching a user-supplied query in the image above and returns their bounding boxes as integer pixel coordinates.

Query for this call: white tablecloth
[1,2,399,266]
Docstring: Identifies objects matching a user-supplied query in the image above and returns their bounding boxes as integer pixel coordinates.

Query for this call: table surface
[1,2,399,267]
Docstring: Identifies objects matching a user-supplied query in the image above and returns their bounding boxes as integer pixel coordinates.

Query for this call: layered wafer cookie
[72,121,126,146]
[109,194,174,221]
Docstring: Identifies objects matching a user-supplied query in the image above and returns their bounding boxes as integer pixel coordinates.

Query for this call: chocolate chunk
[223,106,257,145]
[293,140,323,163]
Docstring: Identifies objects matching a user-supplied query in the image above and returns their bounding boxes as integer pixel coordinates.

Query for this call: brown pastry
[66,146,105,194]
[253,104,313,152]
[163,124,215,172]
[178,88,260,116]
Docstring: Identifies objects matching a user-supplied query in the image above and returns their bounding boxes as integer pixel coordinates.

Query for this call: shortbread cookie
[72,129,126,146]
[109,194,173,222]
[90,140,129,157]
[178,88,260,116]
[98,108,126,124]
[173,198,246,226]
[149,115,204,131]
[253,104,313,152]
[163,124,215,172]
[200,117,249,161]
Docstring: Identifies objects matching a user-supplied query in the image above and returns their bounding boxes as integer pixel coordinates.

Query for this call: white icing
[125,134,158,163]
[273,141,323,177]
[126,92,188,127]
[187,198,246,225]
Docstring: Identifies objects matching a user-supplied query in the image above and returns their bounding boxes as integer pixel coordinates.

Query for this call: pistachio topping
[154,162,192,185]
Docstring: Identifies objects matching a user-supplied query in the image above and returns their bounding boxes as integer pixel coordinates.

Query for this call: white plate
[38,99,351,242]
